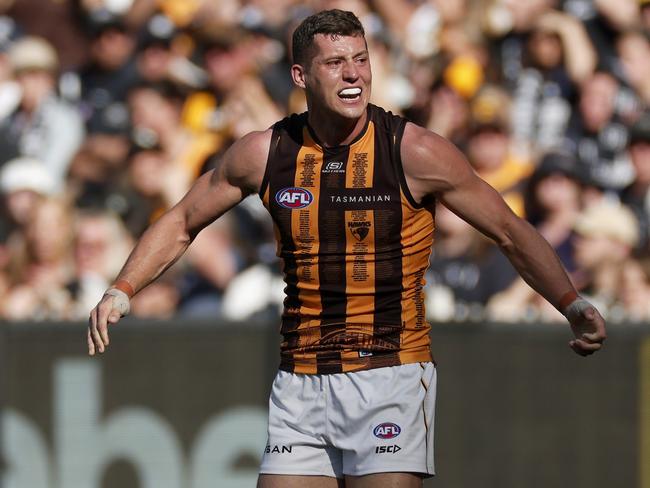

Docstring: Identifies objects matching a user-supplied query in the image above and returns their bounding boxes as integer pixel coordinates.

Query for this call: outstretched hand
[567,301,606,357]
[87,289,130,355]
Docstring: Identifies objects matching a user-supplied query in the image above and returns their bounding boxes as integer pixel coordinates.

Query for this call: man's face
[293,33,371,120]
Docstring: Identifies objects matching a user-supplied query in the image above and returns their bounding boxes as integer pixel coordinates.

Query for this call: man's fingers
[569,339,601,356]
[569,341,592,356]
[100,309,121,345]
[92,305,109,353]
[92,324,104,353]
[87,289,131,356]
[87,328,95,356]
[576,339,602,351]
[582,331,606,343]
[88,308,101,355]
[99,321,110,346]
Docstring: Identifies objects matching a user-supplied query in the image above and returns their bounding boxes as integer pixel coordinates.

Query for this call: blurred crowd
[0,0,650,324]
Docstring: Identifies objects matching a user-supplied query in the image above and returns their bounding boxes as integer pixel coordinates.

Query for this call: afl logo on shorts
[373,423,401,439]
[276,187,313,209]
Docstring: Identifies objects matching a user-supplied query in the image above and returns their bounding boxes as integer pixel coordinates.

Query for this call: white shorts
[259,362,436,478]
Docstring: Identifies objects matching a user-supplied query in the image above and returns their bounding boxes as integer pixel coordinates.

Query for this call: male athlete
[88,9,606,488]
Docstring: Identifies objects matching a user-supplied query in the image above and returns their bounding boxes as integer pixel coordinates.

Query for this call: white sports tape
[564,298,591,322]
[105,288,131,316]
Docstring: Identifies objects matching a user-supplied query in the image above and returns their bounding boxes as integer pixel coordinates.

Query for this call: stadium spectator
[621,113,650,252]
[66,208,134,319]
[125,145,179,232]
[127,82,213,202]
[510,9,596,156]
[426,203,517,322]
[0,36,84,186]
[616,30,650,108]
[2,196,75,320]
[616,258,650,322]
[524,151,585,272]
[7,0,89,70]
[572,199,640,317]
[487,199,640,322]
[78,12,137,136]
[0,157,57,234]
[564,71,635,192]
[464,85,533,217]
[0,157,58,317]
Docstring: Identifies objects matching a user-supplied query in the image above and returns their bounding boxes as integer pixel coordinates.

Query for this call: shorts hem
[259,468,343,479]
[343,466,435,478]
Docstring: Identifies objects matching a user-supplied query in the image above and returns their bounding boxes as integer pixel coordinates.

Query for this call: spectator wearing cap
[0,36,84,187]
[0,157,57,307]
[621,114,650,252]
[0,157,57,230]
[136,14,177,86]
[572,199,640,317]
[487,199,641,323]
[78,11,137,136]
[464,85,533,217]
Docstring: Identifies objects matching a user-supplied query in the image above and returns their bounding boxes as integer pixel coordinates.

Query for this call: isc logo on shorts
[373,423,401,439]
[375,445,401,454]
[276,187,313,209]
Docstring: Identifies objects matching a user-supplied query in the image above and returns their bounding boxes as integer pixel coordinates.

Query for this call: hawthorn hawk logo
[348,220,371,241]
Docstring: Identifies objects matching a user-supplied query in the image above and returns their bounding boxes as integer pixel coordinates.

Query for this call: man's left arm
[401,123,606,356]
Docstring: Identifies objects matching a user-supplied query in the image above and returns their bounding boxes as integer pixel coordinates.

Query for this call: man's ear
[291,64,307,89]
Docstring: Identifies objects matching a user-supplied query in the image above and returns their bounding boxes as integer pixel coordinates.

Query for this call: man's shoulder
[401,122,444,159]
[400,121,469,190]
[228,128,274,167]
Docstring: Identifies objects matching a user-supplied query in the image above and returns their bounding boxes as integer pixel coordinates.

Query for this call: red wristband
[558,290,579,312]
[113,279,135,298]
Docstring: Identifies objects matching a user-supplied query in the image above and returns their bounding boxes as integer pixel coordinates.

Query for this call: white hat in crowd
[9,36,59,73]
[0,157,57,195]
[574,200,640,248]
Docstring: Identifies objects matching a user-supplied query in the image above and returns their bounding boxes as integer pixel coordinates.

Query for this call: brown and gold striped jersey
[260,104,434,374]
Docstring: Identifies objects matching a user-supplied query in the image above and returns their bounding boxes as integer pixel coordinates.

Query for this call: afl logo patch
[373,423,401,439]
[276,187,313,209]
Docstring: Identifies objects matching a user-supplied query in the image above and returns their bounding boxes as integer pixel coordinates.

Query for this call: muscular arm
[88,130,271,354]
[401,123,605,355]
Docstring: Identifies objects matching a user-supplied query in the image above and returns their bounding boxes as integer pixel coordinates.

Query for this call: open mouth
[338,87,362,102]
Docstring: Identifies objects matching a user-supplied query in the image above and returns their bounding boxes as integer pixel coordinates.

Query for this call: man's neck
[306,106,368,147]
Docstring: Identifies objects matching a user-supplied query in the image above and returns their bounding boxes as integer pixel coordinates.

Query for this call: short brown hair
[292,9,365,66]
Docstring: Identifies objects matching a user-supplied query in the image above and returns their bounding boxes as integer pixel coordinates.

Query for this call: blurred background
[0,0,650,323]
[0,0,649,487]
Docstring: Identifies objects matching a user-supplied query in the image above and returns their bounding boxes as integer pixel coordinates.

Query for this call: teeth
[339,88,362,96]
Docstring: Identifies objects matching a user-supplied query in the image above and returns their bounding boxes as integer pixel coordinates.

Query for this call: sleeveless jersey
[260,104,434,374]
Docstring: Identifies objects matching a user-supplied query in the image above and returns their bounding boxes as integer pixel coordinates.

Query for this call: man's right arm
[87,129,272,355]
